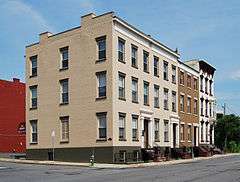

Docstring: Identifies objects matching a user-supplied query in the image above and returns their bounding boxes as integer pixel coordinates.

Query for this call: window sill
[96,58,106,63]
[60,102,69,106]
[180,111,185,113]
[154,140,160,142]
[144,104,150,106]
[132,139,139,142]
[180,140,185,143]
[118,59,126,64]
[180,83,184,86]
[119,97,126,101]
[96,138,107,142]
[60,140,69,144]
[132,100,139,104]
[188,141,192,143]
[29,75,37,78]
[119,139,127,141]
[154,75,159,78]
[59,67,69,71]
[172,109,177,112]
[164,108,169,111]
[96,96,107,101]
[144,71,150,74]
[164,141,169,143]
[172,82,176,85]
[164,79,169,81]
[30,142,38,145]
[132,65,138,69]
[154,106,160,109]
[30,107,37,110]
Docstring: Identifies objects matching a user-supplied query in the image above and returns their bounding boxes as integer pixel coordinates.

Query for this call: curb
[0,153,239,169]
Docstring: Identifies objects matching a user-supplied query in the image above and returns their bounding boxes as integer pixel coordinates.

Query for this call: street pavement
[0,154,239,182]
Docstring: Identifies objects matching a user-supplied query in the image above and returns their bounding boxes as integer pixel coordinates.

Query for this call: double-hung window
[180,124,184,141]
[193,78,198,90]
[97,113,107,139]
[172,91,177,112]
[143,81,149,105]
[163,88,169,110]
[30,55,37,77]
[200,76,203,91]
[132,78,138,103]
[187,125,192,141]
[187,97,191,113]
[154,56,159,77]
[187,75,191,88]
[60,79,69,104]
[131,45,138,68]
[30,85,37,109]
[60,116,69,142]
[180,95,184,112]
[154,85,159,108]
[201,99,204,116]
[154,119,160,142]
[30,120,38,143]
[205,100,208,116]
[163,61,168,80]
[118,38,125,62]
[119,113,126,141]
[132,115,138,141]
[143,51,149,73]
[60,47,69,69]
[194,99,198,114]
[205,78,208,93]
[164,120,169,142]
[180,71,184,85]
[118,72,125,100]
[172,65,176,84]
[96,71,106,98]
[96,36,106,60]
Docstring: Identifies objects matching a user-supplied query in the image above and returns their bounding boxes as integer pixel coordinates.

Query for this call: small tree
[215,114,240,152]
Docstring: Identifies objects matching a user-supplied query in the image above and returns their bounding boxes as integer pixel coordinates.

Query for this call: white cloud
[1,0,54,32]
[231,69,240,80]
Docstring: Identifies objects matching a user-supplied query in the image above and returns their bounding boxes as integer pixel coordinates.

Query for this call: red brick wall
[0,79,25,153]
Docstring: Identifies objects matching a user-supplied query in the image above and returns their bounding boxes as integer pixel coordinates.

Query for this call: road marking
[0,167,7,170]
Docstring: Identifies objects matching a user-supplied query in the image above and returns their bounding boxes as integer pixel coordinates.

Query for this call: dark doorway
[144,119,149,148]
[173,123,177,148]
[48,151,53,161]
[194,126,197,146]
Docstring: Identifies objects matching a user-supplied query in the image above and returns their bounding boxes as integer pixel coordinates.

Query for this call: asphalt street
[0,155,240,182]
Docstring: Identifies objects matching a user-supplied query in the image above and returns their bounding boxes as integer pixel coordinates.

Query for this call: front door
[173,123,177,148]
[194,126,197,146]
[144,119,149,148]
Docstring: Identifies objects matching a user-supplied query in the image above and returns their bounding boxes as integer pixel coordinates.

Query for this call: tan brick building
[26,12,181,163]
[178,62,199,148]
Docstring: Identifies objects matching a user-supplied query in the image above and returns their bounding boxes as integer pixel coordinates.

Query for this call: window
[60,116,69,142]
[205,78,208,93]
[96,71,106,98]
[30,85,37,109]
[206,123,209,142]
[200,76,203,91]
[154,85,159,108]
[143,81,149,105]
[201,99,204,116]
[30,55,37,77]
[193,78,198,90]
[118,38,125,62]
[194,99,198,114]
[172,65,176,84]
[201,122,204,141]
[163,61,168,80]
[96,36,106,60]
[172,91,177,112]
[97,113,107,139]
[118,72,125,100]
[187,75,191,88]
[132,78,138,103]
[60,47,69,69]
[143,51,149,73]
[209,102,212,117]
[119,113,126,140]
[187,125,192,141]
[30,120,38,143]
[180,124,184,141]
[131,45,138,68]
[132,115,138,141]
[209,80,213,95]
[180,95,184,112]
[60,79,69,104]
[187,97,191,113]
[164,120,169,142]
[205,100,208,116]
[154,56,159,77]
[163,88,169,110]
[180,71,184,85]
[154,119,160,142]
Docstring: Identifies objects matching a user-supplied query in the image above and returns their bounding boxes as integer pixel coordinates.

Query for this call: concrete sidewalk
[0,153,239,169]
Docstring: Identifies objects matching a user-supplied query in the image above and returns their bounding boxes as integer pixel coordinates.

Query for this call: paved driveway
[0,155,240,182]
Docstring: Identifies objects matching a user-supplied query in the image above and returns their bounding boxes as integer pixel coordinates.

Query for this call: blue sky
[0,0,240,115]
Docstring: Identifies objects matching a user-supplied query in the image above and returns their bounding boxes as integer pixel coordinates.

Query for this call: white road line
[0,167,7,169]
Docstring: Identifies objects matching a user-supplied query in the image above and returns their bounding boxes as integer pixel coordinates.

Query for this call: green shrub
[227,141,240,153]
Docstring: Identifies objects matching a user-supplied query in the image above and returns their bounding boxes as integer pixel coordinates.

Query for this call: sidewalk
[0,153,239,169]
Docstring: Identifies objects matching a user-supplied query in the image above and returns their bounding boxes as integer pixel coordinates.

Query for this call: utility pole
[222,103,226,115]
